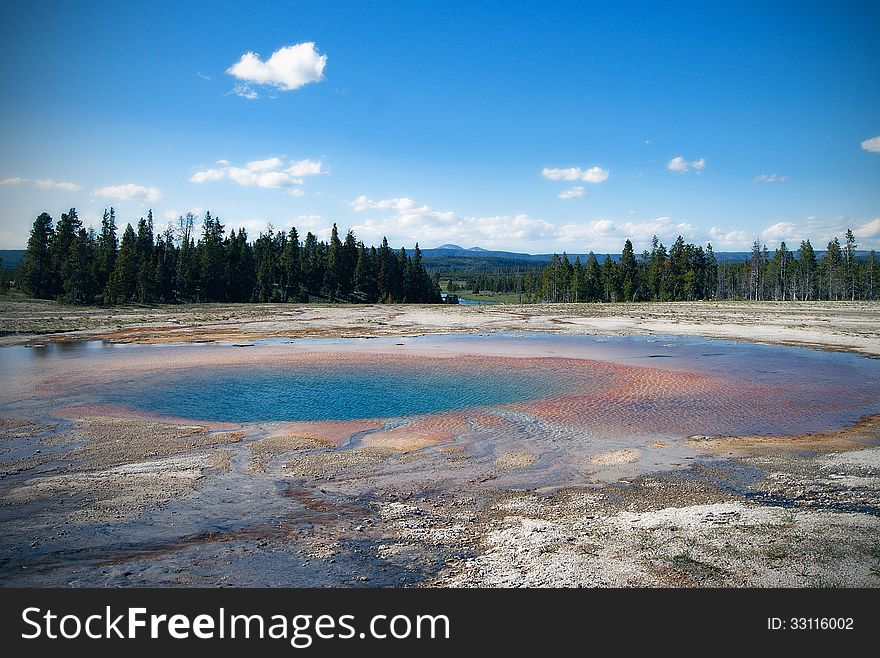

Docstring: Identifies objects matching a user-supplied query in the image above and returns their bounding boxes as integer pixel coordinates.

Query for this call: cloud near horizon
[2,177,81,191]
[93,183,161,202]
[348,194,880,252]
[226,42,327,99]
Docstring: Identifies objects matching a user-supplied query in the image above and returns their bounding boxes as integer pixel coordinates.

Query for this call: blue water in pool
[98,362,570,422]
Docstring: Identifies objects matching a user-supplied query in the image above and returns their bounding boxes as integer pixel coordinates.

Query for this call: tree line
[524,234,877,302]
[16,208,442,305]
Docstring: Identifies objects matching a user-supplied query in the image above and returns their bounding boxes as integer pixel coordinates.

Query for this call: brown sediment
[2,453,213,524]
[686,413,880,455]
[590,448,642,466]
[266,419,382,446]
[65,416,244,470]
[494,452,537,470]
[282,446,397,479]
[247,434,334,474]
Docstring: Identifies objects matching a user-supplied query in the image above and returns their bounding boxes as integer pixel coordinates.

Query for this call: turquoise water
[98,362,570,422]
[2,333,879,429]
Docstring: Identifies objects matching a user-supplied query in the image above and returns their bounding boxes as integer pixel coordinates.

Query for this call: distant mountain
[0,249,25,268]
[435,244,490,252]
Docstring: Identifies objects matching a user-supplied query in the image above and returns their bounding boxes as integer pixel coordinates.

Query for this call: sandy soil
[0,298,878,587]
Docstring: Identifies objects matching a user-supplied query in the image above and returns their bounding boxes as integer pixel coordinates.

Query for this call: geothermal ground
[0,298,879,587]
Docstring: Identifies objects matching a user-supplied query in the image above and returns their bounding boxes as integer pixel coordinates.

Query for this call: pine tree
[843,229,857,300]
[63,228,96,304]
[50,208,82,297]
[620,239,637,301]
[93,208,118,297]
[21,212,55,298]
[281,227,302,301]
[106,224,138,303]
[704,243,718,300]
[198,211,226,301]
[797,240,816,300]
[135,212,156,303]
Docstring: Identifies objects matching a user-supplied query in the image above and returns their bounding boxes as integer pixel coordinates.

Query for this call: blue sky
[1,0,878,252]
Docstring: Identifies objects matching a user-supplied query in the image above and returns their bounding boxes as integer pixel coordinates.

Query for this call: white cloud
[350,194,557,248]
[226,42,326,94]
[707,216,880,250]
[2,176,81,191]
[94,183,161,202]
[163,207,204,221]
[197,72,211,81]
[667,156,706,173]
[761,221,802,243]
[854,218,880,239]
[247,157,285,172]
[348,194,709,252]
[708,226,752,249]
[541,166,609,183]
[753,173,788,183]
[285,159,324,176]
[190,157,324,193]
[860,136,880,153]
[556,216,698,249]
[558,186,585,199]
[190,168,226,183]
[229,83,259,100]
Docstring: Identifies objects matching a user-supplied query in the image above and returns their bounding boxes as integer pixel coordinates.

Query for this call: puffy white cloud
[557,186,585,199]
[709,216,880,250]
[861,136,880,153]
[226,42,326,93]
[2,177,81,191]
[753,173,788,183]
[761,221,802,243]
[285,159,324,176]
[350,194,557,248]
[190,157,324,193]
[94,183,161,202]
[190,168,225,183]
[247,157,285,172]
[667,156,706,173]
[556,216,698,250]
[708,226,752,248]
[349,194,707,252]
[853,218,880,239]
[541,166,609,183]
